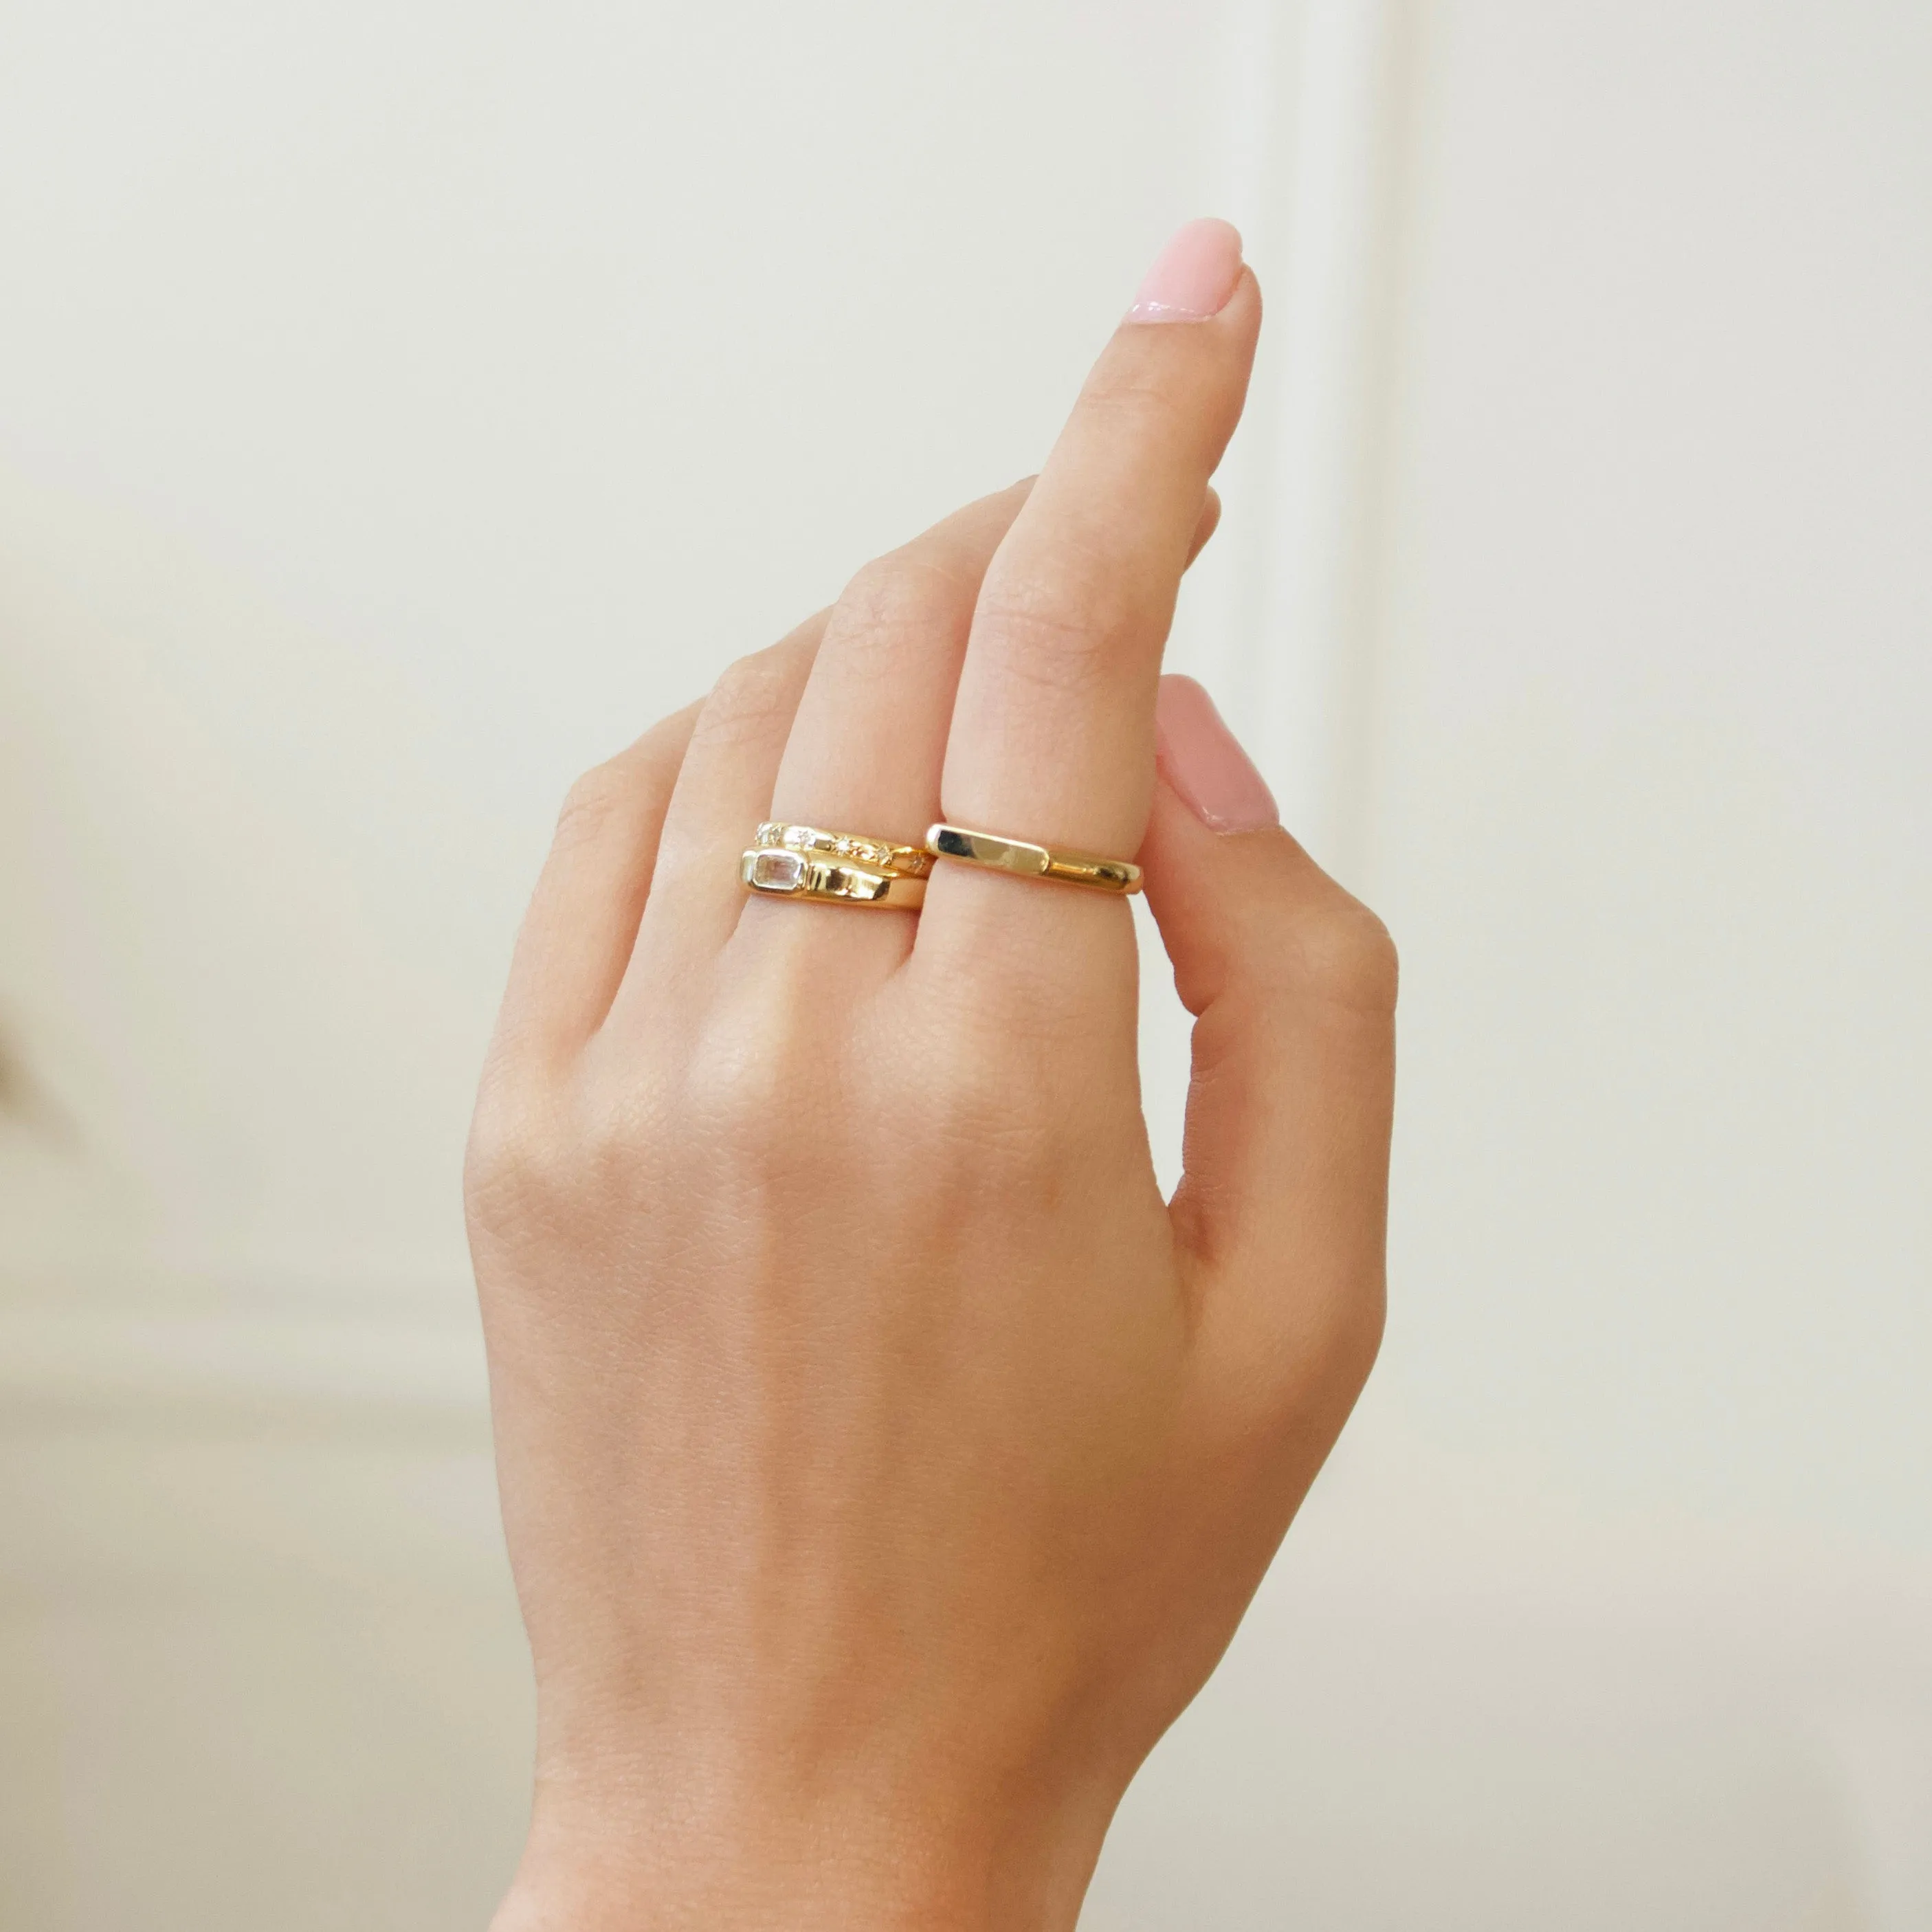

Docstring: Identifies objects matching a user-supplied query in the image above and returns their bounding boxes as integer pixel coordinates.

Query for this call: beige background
[2,1,1929,1925]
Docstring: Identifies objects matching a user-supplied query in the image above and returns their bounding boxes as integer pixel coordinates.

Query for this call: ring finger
[751,480,1037,973]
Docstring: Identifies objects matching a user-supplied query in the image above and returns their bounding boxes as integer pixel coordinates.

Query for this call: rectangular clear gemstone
[748,847,808,891]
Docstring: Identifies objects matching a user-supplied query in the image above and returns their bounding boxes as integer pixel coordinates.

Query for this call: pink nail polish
[1127,218,1244,323]
[1155,676,1278,832]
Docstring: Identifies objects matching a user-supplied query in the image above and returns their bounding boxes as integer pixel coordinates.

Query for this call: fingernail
[1155,676,1278,832]
[1127,218,1244,323]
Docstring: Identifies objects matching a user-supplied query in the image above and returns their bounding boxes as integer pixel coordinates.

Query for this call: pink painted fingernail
[1127,218,1244,323]
[1155,676,1278,832]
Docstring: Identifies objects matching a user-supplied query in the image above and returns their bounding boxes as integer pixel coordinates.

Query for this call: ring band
[754,821,933,878]
[924,823,1142,895]
[741,845,927,909]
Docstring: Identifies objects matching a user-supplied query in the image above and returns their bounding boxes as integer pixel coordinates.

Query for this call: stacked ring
[740,819,1142,907]
[741,821,929,910]
[753,821,933,878]
[924,823,1142,895]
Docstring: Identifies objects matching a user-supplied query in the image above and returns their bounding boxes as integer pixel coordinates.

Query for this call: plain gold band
[924,823,1142,895]
[755,821,933,878]
[741,845,927,909]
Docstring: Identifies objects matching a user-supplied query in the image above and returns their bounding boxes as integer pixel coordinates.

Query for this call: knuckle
[1281,898,1399,1014]
[466,1067,672,1266]
[972,565,1141,698]
[693,643,802,752]
[550,707,695,852]
[551,759,633,851]
[896,1089,1056,1217]
[463,1073,570,1240]
[682,986,841,1159]
[836,552,964,648]
[898,1019,1069,1173]
[1078,364,1190,442]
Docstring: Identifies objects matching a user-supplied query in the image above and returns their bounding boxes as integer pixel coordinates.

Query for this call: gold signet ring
[740,845,927,909]
[924,823,1142,894]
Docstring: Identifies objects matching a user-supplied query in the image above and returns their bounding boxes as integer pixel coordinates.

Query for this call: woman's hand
[467,220,1396,1932]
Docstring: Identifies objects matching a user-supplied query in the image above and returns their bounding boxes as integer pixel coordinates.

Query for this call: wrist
[490,1773,1109,1932]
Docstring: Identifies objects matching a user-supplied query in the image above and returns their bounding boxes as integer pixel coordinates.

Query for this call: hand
[467,219,1395,1932]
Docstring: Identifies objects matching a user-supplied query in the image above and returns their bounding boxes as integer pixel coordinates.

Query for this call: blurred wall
[2,2,1929,1927]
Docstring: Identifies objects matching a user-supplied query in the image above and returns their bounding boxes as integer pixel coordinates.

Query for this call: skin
[468,256,1396,1931]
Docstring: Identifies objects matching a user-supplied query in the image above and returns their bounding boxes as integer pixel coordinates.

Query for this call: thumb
[1143,676,1397,1429]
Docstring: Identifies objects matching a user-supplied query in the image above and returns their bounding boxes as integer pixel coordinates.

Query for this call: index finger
[935,221,1261,885]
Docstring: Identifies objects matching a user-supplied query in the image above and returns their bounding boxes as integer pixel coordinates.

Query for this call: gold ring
[741,845,927,909]
[754,821,933,878]
[924,823,1142,894]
